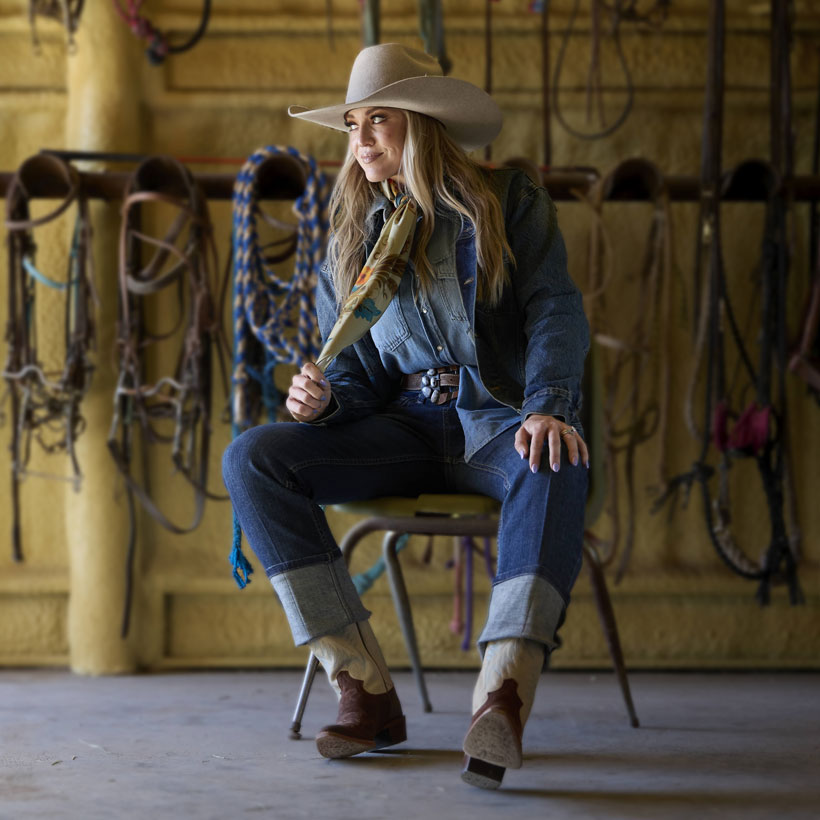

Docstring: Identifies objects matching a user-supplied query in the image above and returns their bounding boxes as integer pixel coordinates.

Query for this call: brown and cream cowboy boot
[461,638,544,789]
[309,620,406,759]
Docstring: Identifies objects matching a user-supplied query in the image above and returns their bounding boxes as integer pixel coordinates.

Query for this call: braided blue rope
[232,145,331,428]
[229,146,331,588]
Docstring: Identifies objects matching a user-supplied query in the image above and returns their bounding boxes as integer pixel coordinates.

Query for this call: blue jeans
[222,393,588,652]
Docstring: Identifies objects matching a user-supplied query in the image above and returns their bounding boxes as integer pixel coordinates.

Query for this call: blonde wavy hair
[327,110,513,306]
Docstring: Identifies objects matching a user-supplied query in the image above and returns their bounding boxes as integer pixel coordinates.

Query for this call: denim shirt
[313,168,590,454]
[368,216,523,460]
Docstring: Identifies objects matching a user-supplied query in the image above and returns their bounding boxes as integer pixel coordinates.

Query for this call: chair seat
[333,494,502,518]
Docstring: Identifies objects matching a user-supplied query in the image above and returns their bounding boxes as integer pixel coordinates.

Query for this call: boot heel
[374,714,407,749]
[461,754,505,790]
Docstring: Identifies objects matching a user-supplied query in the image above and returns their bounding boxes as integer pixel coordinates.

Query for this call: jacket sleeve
[309,256,394,425]
[504,174,589,424]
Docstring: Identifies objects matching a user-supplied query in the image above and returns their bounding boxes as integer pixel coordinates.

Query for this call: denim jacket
[314,168,589,436]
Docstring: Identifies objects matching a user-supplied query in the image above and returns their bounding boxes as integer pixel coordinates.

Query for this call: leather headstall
[2,152,96,561]
[575,157,674,580]
[108,155,229,537]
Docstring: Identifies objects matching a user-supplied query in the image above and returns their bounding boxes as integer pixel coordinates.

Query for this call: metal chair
[288,491,640,738]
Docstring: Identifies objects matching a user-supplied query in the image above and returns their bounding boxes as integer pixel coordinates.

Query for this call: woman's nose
[355,122,374,145]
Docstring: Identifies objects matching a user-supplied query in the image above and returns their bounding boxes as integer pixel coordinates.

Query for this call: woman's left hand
[514,414,589,474]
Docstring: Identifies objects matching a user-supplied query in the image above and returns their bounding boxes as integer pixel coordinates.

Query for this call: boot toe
[316,728,376,759]
[315,713,406,759]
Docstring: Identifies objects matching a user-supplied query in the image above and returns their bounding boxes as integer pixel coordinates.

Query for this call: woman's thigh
[450,423,588,599]
[223,404,456,507]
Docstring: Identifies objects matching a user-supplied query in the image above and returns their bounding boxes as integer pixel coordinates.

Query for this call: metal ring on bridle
[560,427,577,437]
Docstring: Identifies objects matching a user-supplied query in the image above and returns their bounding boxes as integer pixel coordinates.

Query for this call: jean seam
[326,558,354,622]
[264,549,342,576]
[235,455,294,566]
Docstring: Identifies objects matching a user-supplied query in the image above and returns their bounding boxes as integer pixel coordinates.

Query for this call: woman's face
[344,107,407,185]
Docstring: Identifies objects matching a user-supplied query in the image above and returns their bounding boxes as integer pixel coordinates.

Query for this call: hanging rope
[112,0,211,65]
[229,145,330,587]
[550,0,670,141]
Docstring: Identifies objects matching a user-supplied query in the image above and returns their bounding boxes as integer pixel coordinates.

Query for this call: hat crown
[345,44,443,105]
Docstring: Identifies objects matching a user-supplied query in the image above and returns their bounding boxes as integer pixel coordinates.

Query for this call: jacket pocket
[369,292,411,352]
[428,249,468,322]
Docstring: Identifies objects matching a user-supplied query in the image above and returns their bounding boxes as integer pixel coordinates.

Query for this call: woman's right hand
[286,362,331,422]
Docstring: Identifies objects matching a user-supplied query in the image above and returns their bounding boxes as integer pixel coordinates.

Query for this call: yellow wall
[0,0,818,673]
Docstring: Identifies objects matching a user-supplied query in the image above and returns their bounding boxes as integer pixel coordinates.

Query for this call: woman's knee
[221,424,295,494]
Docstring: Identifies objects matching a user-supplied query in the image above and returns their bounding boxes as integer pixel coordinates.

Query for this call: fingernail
[319,379,327,386]
[585,460,590,469]
[518,449,526,459]
[531,464,538,474]
[552,463,560,472]
[572,456,578,466]
[320,396,326,402]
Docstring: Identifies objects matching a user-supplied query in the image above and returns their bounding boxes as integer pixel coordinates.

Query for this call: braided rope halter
[229,145,331,586]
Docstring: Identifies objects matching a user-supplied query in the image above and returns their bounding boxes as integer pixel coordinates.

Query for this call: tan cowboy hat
[288,43,502,153]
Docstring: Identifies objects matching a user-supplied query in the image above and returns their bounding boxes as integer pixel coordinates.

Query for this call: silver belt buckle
[420,368,441,403]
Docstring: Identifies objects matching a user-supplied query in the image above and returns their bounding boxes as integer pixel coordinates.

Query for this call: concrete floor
[1,669,818,820]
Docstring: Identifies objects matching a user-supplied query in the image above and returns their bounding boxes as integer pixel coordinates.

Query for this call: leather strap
[574,158,674,577]
[401,373,459,390]
[400,366,460,405]
[107,154,230,633]
[3,153,95,562]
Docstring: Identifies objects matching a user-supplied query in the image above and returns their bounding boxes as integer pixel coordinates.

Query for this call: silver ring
[560,426,577,438]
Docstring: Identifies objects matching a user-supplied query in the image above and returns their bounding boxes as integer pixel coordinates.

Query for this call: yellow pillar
[64,5,143,674]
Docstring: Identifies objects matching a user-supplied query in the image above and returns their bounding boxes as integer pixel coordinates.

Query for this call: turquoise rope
[351,534,410,596]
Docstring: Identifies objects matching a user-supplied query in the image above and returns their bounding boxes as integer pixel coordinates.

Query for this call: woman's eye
[371,114,386,124]
[345,122,358,132]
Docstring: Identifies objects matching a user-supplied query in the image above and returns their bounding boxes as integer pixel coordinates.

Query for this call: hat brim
[288,76,502,153]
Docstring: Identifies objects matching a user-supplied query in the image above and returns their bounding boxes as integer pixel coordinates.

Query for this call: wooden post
[64,3,143,674]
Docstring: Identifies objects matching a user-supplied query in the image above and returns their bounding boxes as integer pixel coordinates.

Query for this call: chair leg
[289,652,321,738]
[383,530,433,713]
[289,526,372,737]
[582,538,640,728]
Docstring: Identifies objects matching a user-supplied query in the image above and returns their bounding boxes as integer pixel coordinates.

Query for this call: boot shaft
[309,620,393,696]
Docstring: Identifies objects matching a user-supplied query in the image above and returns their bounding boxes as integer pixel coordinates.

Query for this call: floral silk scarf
[315,179,418,372]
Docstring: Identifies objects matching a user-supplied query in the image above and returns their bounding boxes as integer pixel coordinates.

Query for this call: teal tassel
[352,534,410,595]
[230,515,254,589]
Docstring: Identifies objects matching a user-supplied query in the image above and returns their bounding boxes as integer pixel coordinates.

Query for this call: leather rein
[2,153,96,561]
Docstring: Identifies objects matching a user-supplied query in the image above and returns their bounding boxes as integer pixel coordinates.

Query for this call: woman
[223,43,590,790]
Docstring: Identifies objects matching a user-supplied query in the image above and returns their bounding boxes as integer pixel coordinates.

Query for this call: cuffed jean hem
[270,554,371,646]
[476,573,566,663]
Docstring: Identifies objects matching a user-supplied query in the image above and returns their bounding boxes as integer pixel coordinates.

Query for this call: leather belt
[400,366,459,404]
